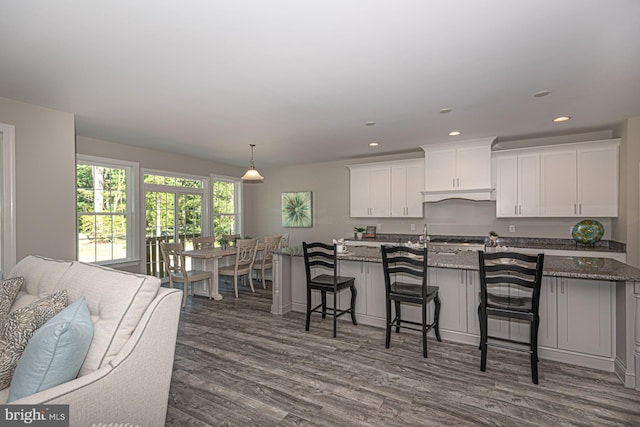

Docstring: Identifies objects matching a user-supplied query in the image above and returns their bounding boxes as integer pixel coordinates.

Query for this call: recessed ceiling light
[440,108,453,114]
[364,121,376,126]
[534,90,551,98]
[448,131,461,136]
[369,142,380,147]
[553,116,571,123]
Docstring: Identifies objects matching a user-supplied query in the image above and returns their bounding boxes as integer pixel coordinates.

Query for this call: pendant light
[241,144,264,182]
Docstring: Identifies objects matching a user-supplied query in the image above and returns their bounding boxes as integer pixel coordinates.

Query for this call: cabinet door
[518,153,540,217]
[391,165,407,217]
[457,145,492,190]
[425,148,456,191]
[433,268,467,333]
[365,262,387,320]
[405,161,424,217]
[495,156,518,217]
[540,150,577,216]
[369,167,391,217]
[509,276,556,347]
[337,260,367,316]
[557,278,612,357]
[577,145,618,217]
[467,272,509,339]
[350,168,371,217]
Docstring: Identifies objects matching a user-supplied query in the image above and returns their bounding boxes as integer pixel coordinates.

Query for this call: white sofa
[0,255,182,427]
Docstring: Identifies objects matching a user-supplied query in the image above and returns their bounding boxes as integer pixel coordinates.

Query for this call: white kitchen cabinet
[421,137,495,201]
[557,278,613,357]
[540,139,619,217]
[337,260,386,321]
[391,159,424,217]
[348,164,391,217]
[577,144,619,217]
[348,159,424,218]
[432,268,468,334]
[495,153,540,218]
[509,276,557,347]
[466,271,510,339]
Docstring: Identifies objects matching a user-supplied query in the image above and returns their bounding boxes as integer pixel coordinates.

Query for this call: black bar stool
[381,245,441,358]
[478,250,545,383]
[302,242,357,337]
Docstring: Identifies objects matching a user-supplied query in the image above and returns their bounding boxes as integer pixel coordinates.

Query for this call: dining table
[182,243,265,300]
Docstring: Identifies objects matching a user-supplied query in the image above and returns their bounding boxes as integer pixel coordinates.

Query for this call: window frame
[0,123,17,275]
[211,174,243,238]
[76,154,139,266]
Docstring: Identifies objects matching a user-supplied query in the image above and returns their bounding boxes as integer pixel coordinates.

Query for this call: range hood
[420,137,496,202]
[421,188,494,202]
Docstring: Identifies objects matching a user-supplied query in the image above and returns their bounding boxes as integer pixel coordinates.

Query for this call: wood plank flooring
[166,279,640,426]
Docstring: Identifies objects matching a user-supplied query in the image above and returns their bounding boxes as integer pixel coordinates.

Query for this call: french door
[143,172,208,278]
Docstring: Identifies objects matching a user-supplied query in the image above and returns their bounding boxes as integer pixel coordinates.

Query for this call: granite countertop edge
[275,246,640,282]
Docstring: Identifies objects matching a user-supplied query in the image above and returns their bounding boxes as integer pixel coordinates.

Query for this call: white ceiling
[1,1,639,169]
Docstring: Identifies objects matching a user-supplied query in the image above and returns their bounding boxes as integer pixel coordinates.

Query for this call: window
[144,171,208,278]
[212,176,241,239]
[76,155,138,264]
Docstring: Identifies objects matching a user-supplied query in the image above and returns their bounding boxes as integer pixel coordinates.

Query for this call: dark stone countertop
[275,245,640,282]
[343,233,626,253]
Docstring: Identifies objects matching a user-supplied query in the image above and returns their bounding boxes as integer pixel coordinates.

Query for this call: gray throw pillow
[0,290,67,389]
[0,277,24,321]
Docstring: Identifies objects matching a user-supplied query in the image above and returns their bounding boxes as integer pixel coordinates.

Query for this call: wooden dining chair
[193,235,217,250]
[252,234,282,288]
[218,238,259,298]
[160,242,213,307]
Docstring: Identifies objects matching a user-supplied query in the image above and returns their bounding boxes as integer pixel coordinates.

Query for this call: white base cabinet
[285,256,615,370]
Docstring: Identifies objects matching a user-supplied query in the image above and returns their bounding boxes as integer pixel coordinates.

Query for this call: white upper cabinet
[577,144,619,217]
[421,137,496,202]
[391,159,424,217]
[348,159,424,218]
[540,139,619,217]
[494,138,619,218]
[348,164,391,217]
[495,152,540,218]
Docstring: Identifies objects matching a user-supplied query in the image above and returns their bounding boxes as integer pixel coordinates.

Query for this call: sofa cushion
[0,290,67,389]
[8,256,73,311]
[55,262,160,376]
[0,277,23,320]
[7,297,93,402]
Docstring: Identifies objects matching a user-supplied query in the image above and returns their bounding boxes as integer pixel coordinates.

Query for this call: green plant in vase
[354,227,366,240]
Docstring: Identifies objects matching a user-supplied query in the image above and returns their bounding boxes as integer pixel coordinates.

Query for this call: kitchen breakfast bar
[271,244,640,390]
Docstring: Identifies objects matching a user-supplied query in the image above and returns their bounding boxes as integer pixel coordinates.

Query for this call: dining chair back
[193,235,217,250]
[218,238,259,298]
[253,234,282,288]
[381,245,441,358]
[478,250,545,383]
[160,242,213,307]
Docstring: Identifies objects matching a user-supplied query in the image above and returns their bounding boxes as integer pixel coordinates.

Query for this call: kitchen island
[272,245,640,390]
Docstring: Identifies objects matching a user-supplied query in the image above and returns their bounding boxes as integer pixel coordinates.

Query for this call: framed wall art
[281,191,313,228]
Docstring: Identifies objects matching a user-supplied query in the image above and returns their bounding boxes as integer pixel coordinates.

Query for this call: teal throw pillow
[8,297,93,402]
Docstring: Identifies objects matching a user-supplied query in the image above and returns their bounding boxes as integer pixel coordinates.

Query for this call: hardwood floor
[166,279,640,426]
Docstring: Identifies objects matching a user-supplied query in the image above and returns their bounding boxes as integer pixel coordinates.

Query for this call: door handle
[515,205,517,215]
[579,203,582,214]
[452,178,455,188]
[457,177,459,187]
[519,205,522,215]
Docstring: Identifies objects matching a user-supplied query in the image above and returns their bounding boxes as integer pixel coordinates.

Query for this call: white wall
[0,96,76,262]
[614,116,640,267]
